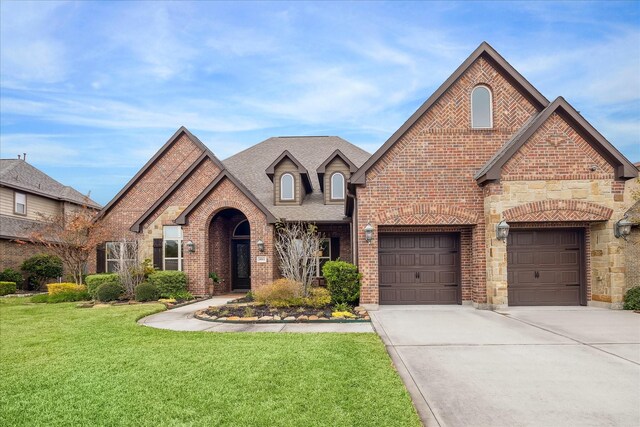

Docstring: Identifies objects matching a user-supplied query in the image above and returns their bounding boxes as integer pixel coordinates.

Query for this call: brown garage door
[379,234,460,304]
[507,229,584,306]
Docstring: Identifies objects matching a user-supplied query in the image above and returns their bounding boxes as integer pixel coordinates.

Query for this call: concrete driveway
[370,306,640,427]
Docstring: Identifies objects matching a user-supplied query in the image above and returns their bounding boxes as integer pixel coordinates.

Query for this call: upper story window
[471,85,493,128]
[280,173,295,201]
[14,192,26,215]
[330,172,345,200]
[163,226,183,271]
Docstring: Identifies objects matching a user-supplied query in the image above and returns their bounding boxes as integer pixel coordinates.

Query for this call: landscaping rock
[364,316,370,320]
[240,317,259,322]
[218,317,227,321]
[297,315,309,321]
[93,304,110,309]
[284,316,296,321]
[227,316,240,321]
[209,316,217,321]
[309,315,319,321]
[259,316,273,321]
[273,315,281,321]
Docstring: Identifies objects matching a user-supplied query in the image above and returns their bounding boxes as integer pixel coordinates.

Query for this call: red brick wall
[356,56,539,305]
[0,239,48,274]
[502,112,615,181]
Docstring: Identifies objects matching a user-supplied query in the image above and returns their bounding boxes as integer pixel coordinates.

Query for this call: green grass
[0,297,420,427]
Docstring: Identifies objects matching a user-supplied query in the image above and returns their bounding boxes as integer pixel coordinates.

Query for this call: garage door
[379,234,460,304]
[507,229,584,306]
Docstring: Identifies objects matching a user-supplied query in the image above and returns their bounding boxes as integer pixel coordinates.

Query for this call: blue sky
[1,1,639,206]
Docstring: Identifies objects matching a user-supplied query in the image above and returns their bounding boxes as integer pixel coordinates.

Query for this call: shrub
[47,290,90,303]
[322,260,362,304]
[0,281,17,296]
[172,290,194,301]
[47,283,87,295]
[86,274,121,299]
[0,268,23,288]
[21,254,63,289]
[303,287,331,308]
[135,282,159,302]
[147,271,188,298]
[623,286,640,310]
[333,302,351,312]
[96,282,123,302]
[254,278,304,307]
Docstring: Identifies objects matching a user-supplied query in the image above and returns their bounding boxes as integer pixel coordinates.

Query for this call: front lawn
[0,298,420,426]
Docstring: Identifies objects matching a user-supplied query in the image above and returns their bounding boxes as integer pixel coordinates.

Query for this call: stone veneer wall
[484,179,627,308]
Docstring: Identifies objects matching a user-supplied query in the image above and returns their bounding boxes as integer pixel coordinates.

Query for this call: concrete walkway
[370,305,640,427]
[138,295,374,333]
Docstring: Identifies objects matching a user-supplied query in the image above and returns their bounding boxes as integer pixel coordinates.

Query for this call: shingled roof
[223,136,370,221]
[0,159,101,208]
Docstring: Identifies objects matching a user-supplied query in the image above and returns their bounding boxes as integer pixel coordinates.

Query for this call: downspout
[347,188,358,267]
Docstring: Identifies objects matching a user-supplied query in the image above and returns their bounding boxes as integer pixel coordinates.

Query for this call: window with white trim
[471,85,493,128]
[163,226,183,271]
[105,241,137,273]
[316,238,331,277]
[280,173,294,201]
[14,192,26,215]
[330,172,345,200]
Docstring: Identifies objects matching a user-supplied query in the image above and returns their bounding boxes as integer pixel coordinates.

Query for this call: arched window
[280,173,294,200]
[471,85,493,128]
[233,219,250,237]
[331,172,345,200]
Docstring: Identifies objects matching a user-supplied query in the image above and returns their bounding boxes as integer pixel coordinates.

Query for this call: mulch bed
[197,303,370,323]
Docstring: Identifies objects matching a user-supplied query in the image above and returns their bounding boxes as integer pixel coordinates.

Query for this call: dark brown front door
[378,234,460,305]
[232,239,250,290]
[507,229,584,306]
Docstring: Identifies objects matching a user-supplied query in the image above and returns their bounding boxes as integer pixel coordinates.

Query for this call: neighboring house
[623,163,640,293]
[0,158,101,272]
[97,42,637,309]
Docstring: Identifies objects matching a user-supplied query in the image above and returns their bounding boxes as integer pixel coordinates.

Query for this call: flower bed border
[194,309,371,324]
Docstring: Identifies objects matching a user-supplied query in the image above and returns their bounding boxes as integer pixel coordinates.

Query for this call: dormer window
[330,172,345,200]
[471,85,492,128]
[280,173,295,201]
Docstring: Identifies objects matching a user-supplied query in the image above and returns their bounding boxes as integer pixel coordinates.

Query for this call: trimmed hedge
[0,281,17,296]
[135,282,159,302]
[322,260,362,305]
[623,286,640,310]
[47,283,87,295]
[147,271,188,298]
[86,274,121,299]
[96,282,123,302]
[0,269,23,289]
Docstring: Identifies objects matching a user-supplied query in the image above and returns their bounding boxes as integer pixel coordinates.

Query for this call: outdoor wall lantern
[496,220,510,241]
[614,215,633,240]
[256,239,265,252]
[364,223,374,244]
[186,240,196,253]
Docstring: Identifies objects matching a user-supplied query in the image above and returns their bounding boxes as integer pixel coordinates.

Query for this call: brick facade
[0,239,48,274]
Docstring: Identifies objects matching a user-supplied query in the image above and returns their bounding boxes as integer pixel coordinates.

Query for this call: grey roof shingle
[223,136,370,221]
[0,214,45,240]
[0,159,101,208]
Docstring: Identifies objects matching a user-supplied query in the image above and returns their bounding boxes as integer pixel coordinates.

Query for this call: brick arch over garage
[503,200,613,222]
[376,203,479,225]
[180,178,275,295]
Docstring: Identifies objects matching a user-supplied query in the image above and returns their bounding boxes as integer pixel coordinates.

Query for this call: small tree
[20,254,63,290]
[109,239,151,299]
[274,221,322,297]
[29,203,108,285]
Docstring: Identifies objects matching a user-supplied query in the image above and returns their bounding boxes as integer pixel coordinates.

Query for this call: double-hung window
[316,238,331,277]
[105,241,137,273]
[163,226,183,271]
[14,192,26,215]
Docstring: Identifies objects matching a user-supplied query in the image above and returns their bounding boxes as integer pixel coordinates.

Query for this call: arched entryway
[209,208,251,292]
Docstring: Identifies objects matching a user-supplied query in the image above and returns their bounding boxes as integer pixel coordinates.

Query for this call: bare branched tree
[29,203,108,285]
[274,221,322,297]
[110,238,145,298]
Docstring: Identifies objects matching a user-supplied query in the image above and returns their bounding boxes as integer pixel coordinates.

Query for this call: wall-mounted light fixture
[186,240,196,253]
[256,239,265,252]
[496,220,510,241]
[614,215,633,240]
[364,223,374,244]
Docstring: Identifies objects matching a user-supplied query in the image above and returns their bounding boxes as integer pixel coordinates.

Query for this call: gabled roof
[316,149,358,191]
[99,126,226,217]
[129,152,211,232]
[351,41,550,185]
[0,159,101,208]
[475,97,638,183]
[223,136,369,222]
[175,170,277,225]
[265,150,313,193]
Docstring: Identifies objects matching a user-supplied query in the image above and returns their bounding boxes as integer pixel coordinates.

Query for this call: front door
[232,239,251,290]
